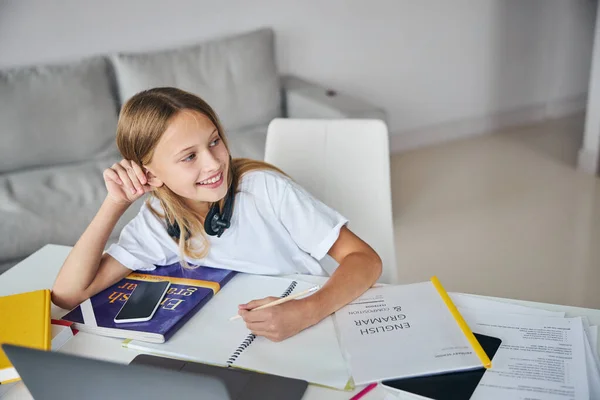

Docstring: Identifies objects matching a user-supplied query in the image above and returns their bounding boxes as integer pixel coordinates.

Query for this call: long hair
[116,87,285,265]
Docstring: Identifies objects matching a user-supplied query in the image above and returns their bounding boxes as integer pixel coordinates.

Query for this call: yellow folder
[0,289,52,383]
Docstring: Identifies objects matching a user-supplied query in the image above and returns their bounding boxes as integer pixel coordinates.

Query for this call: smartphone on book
[114,281,171,324]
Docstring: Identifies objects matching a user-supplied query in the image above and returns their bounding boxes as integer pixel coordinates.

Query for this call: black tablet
[381,333,502,400]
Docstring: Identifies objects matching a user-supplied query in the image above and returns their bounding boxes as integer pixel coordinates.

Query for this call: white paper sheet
[589,325,598,356]
[583,325,600,400]
[450,293,566,317]
[582,319,600,362]
[460,311,589,400]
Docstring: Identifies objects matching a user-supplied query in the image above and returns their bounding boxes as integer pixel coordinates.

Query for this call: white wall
[0,0,596,151]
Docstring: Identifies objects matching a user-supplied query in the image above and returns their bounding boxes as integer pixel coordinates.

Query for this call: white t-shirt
[106,170,348,276]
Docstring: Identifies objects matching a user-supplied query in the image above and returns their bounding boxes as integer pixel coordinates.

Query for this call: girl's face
[145,110,230,213]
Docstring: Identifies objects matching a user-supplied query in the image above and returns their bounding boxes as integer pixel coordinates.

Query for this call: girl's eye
[209,138,220,147]
[183,153,196,162]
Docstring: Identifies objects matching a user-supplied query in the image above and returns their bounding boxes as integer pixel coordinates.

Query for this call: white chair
[265,118,398,284]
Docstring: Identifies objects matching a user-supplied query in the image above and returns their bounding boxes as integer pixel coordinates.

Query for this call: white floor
[390,113,600,309]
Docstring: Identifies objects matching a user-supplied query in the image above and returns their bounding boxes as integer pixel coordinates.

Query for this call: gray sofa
[0,28,385,274]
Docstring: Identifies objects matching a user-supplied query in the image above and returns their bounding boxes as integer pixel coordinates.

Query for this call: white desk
[1,244,599,400]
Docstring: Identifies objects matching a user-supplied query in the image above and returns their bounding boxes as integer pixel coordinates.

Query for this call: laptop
[2,344,308,400]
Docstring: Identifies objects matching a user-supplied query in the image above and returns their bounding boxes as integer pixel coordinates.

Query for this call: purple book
[61,262,236,343]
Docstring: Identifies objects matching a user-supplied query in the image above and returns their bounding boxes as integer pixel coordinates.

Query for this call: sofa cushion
[112,28,282,133]
[0,157,142,262]
[0,57,120,174]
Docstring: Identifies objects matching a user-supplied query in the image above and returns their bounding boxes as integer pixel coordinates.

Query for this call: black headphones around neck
[165,185,235,239]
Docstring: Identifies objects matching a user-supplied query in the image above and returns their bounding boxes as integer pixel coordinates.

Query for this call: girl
[51,87,382,342]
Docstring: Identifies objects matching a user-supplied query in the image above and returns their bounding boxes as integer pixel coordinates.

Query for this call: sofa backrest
[111,28,282,133]
[0,57,120,173]
[0,28,282,175]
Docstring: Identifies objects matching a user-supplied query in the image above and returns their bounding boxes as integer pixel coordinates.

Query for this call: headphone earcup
[204,203,221,236]
[169,192,232,238]
[204,189,235,237]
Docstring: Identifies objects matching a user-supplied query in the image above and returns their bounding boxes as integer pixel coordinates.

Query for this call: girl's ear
[144,167,164,188]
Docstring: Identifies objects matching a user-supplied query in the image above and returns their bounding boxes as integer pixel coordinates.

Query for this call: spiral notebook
[122,274,351,390]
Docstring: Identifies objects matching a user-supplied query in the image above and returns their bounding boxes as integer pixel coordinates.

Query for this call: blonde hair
[116,87,286,266]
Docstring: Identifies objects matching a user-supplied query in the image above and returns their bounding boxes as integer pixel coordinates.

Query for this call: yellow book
[0,289,52,384]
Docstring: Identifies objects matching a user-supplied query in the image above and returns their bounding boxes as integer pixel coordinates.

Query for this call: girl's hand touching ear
[103,159,153,205]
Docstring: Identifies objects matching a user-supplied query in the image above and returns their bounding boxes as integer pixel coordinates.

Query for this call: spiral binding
[280,280,297,298]
[226,281,298,366]
[227,333,256,365]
